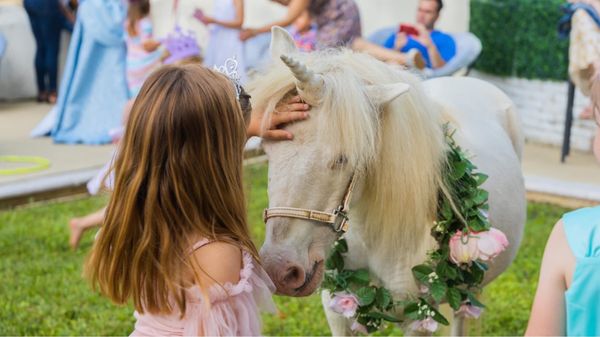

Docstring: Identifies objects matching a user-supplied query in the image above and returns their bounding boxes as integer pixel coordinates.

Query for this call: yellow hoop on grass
[0,156,51,175]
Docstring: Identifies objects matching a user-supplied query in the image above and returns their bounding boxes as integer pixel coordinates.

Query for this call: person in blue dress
[383,0,455,69]
[50,0,128,144]
[526,76,600,336]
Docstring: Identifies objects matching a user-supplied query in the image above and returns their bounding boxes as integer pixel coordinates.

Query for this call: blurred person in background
[23,0,63,103]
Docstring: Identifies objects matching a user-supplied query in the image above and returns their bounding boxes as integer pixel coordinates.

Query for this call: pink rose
[449,231,479,265]
[329,292,359,318]
[456,303,482,319]
[477,228,509,261]
[410,317,438,333]
[350,321,368,334]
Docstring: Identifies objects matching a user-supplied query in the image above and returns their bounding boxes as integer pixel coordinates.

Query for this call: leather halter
[263,174,357,233]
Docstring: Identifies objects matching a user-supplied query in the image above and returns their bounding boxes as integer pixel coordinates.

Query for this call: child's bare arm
[525,220,574,336]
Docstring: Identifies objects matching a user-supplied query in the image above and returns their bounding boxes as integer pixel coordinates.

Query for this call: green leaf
[475,173,488,186]
[412,265,434,283]
[446,288,462,311]
[403,302,420,320]
[337,238,348,253]
[355,287,376,306]
[467,292,485,308]
[349,269,370,286]
[326,251,344,271]
[430,306,450,326]
[451,161,468,180]
[429,282,447,303]
[375,287,392,310]
[472,189,489,205]
[365,311,402,323]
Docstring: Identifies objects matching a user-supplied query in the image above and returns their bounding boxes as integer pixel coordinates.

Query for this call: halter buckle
[333,205,349,232]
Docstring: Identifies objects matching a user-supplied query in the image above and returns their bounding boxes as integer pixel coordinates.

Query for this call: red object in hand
[399,24,419,36]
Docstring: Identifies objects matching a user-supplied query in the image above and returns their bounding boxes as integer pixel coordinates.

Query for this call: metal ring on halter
[263,174,357,234]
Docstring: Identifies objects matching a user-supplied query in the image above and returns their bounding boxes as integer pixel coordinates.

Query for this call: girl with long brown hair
[85,64,309,335]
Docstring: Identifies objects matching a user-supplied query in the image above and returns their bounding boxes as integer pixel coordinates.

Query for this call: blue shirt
[383,30,456,69]
[562,206,600,336]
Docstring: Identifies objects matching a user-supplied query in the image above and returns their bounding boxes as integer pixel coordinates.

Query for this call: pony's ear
[270,26,298,60]
[365,83,411,106]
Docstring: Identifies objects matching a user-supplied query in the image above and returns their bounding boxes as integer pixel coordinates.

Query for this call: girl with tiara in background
[124,0,163,98]
[194,0,247,82]
[86,60,310,335]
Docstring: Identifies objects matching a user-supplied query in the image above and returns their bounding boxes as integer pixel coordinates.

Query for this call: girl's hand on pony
[247,96,310,140]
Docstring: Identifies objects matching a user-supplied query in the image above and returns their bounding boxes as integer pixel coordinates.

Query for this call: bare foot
[69,218,85,250]
[580,104,594,120]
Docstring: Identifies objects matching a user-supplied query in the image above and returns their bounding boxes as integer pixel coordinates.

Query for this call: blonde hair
[86,64,256,316]
[248,49,447,255]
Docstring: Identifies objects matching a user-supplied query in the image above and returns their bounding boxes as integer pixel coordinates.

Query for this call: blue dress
[563,206,600,336]
[51,0,128,144]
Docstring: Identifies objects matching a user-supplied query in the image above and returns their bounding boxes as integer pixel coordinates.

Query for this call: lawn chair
[367,27,482,78]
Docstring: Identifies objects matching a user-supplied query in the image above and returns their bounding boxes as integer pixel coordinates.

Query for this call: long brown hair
[85,64,256,316]
[127,0,150,37]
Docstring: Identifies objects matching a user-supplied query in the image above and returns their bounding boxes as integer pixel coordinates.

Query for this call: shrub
[470,0,569,81]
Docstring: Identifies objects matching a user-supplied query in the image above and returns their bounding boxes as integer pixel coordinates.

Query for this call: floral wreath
[322,128,509,334]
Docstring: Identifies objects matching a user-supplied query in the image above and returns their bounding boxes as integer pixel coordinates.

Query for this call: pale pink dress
[130,240,276,336]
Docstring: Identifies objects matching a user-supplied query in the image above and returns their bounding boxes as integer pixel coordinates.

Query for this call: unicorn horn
[280,54,324,98]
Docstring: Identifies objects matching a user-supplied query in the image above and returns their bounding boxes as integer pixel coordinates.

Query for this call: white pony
[249,27,526,335]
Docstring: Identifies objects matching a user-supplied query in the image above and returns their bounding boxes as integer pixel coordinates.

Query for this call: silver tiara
[213,57,242,99]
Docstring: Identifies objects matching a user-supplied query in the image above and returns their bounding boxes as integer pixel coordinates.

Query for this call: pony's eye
[330,155,348,169]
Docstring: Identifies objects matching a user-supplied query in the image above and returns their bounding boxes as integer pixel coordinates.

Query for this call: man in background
[383,0,456,69]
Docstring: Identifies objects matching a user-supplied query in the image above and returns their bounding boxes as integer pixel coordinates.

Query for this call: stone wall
[470,70,595,152]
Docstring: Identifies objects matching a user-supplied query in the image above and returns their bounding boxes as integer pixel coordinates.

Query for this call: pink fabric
[130,240,276,336]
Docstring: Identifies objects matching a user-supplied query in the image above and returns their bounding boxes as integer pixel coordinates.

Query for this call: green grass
[0,163,570,335]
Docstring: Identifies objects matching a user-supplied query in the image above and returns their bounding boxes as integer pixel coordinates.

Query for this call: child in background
[194,0,247,82]
[86,64,278,335]
[289,11,317,52]
[525,75,600,336]
[124,0,162,98]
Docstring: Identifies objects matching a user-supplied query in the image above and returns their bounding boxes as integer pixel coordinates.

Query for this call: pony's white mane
[249,49,448,254]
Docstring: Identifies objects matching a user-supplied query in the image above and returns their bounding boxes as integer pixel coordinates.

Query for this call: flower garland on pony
[322,129,509,334]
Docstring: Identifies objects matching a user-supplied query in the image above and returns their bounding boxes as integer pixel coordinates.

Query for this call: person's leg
[25,10,48,101]
[45,14,62,103]
[351,37,426,69]
[69,206,106,250]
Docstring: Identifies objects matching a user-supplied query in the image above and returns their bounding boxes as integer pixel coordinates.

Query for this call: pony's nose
[272,263,306,292]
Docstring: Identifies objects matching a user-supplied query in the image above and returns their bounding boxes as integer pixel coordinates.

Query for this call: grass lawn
[0,163,570,335]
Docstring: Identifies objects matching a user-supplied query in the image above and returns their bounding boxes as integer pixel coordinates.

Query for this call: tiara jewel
[213,57,242,99]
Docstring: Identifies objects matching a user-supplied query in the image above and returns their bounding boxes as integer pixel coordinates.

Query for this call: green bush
[470,0,569,80]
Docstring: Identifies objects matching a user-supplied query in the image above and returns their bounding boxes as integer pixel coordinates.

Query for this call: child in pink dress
[85,64,282,335]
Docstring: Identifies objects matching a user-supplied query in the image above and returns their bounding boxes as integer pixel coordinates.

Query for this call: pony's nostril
[281,265,305,289]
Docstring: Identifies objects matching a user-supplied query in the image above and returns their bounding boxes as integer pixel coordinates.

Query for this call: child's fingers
[286,103,310,112]
[288,95,303,103]
[272,110,309,126]
[263,129,294,141]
